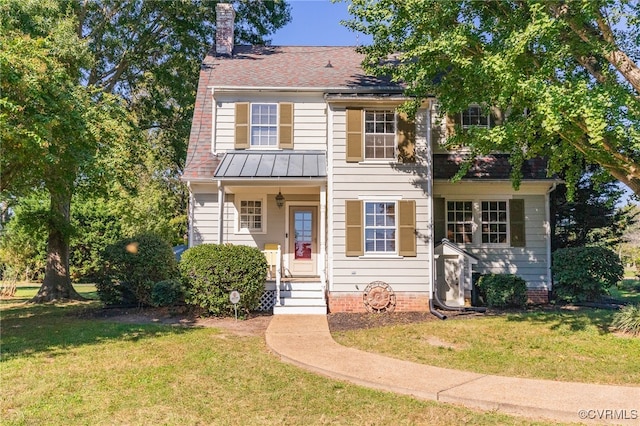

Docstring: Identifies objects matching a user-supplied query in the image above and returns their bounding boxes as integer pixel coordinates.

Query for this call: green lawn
[1,299,559,425]
[333,282,640,387]
[609,279,640,304]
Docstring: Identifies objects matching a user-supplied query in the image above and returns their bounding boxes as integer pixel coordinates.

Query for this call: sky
[270,0,371,46]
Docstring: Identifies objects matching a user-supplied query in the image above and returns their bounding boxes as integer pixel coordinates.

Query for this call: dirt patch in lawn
[80,306,272,337]
[81,306,486,336]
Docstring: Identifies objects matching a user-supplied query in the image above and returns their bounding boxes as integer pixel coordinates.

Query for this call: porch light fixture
[275,191,285,209]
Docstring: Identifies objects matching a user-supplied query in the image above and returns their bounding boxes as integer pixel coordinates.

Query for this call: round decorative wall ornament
[363,281,396,313]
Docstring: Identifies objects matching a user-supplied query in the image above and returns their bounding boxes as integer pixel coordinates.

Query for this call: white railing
[263,245,282,307]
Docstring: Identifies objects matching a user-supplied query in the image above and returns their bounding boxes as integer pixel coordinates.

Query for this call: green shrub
[476,274,528,308]
[150,279,184,307]
[611,303,640,336]
[179,244,267,315]
[552,247,623,303]
[96,233,178,306]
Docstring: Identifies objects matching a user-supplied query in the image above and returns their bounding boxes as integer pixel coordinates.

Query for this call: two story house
[181,4,557,314]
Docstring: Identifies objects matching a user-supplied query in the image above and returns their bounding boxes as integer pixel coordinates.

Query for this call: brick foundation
[527,289,549,304]
[328,292,430,313]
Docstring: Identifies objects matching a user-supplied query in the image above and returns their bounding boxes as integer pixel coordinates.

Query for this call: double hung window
[481,201,508,244]
[364,110,396,160]
[250,104,277,147]
[461,105,489,129]
[447,200,510,245]
[364,202,396,253]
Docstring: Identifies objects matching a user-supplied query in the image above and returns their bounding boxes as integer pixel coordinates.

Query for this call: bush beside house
[552,247,623,303]
[179,244,267,315]
[475,274,528,308]
[96,233,179,306]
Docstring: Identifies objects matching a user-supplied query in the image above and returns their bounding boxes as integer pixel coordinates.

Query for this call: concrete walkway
[265,315,640,425]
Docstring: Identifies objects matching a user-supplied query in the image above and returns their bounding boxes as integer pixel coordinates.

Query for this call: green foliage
[69,197,124,282]
[552,167,632,250]
[0,0,291,301]
[150,279,184,307]
[0,195,48,281]
[476,274,528,308]
[345,0,640,195]
[97,233,178,306]
[611,304,640,336]
[552,247,624,302]
[179,244,267,315]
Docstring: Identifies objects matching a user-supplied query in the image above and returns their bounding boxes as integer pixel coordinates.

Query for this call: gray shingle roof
[214,151,326,179]
[201,45,402,89]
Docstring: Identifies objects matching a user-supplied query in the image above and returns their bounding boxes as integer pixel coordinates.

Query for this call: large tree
[1,0,291,301]
[344,0,640,194]
[1,17,138,301]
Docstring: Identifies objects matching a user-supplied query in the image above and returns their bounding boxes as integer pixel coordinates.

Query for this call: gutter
[208,85,405,94]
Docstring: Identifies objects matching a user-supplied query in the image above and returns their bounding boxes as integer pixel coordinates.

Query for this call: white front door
[288,206,317,276]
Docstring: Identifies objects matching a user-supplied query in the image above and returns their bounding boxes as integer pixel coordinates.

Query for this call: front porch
[261,245,326,314]
[208,150,329,314]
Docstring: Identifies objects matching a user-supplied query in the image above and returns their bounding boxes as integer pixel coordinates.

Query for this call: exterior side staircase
[273,280,327,315]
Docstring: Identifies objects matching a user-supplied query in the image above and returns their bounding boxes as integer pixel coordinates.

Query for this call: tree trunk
[31,187,83,302]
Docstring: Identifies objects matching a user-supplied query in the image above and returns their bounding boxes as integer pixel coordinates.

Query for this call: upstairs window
[250,103,277,147]
[461,105,489,129]
[364,110,396,160]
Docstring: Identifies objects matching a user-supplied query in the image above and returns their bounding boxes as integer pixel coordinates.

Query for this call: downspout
[217,180,224,244]
[546,182,558,295]
[211,88,217,155]
[425,100,445,320]
[187,181,194,248]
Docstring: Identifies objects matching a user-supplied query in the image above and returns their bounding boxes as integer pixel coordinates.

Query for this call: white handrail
[275,245,282,307]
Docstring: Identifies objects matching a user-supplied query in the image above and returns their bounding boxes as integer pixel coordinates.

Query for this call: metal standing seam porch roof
[214,151,327,180]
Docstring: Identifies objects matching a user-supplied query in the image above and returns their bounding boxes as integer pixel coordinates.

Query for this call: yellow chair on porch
[263,244,281,281]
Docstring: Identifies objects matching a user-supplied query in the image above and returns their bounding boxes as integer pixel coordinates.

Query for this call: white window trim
[445,197,512,248]
[235,195,267,235]
[362,108,397,162]
[362,199,399,256]
[461,104,490,130]
[250,102,279,149]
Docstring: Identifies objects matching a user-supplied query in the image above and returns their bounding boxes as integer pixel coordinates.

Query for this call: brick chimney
[215,3,235,56]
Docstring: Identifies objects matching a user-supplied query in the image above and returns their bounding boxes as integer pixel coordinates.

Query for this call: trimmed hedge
[179,244,267,315]
[476,274,528,308]
[96,233,178,306]
[552,247,623,302]
[150,279,184,307]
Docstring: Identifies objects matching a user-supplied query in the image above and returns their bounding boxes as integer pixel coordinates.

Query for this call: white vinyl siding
[435,184,551,289]
[215,94,327,152]
[330,106,430,292]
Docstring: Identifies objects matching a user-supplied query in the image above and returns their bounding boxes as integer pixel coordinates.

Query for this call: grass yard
[1,296,559,425]
[609,279,640,304]
[333,288,640,386]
